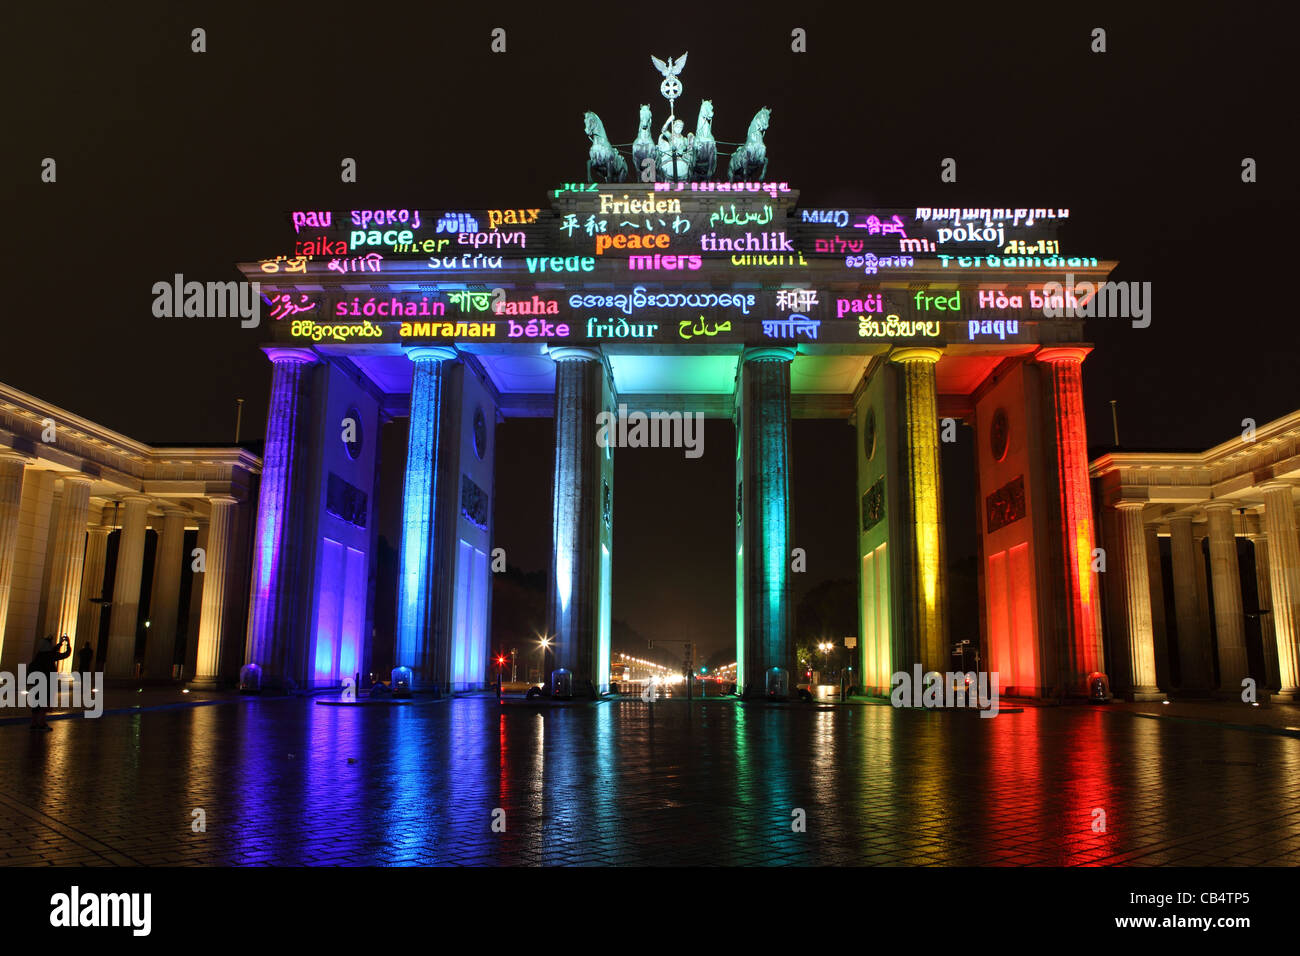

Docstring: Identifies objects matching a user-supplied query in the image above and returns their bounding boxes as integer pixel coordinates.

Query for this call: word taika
[595,404,704,459]
[889,665,1000,717]
[151,274,260,328]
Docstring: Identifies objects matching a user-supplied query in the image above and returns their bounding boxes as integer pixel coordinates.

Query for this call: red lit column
[1036,347,1104,693]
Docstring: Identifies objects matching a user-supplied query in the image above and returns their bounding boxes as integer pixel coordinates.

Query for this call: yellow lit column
[76,512,112,668]
[1247,532,1280,691]
[1205,502,1250,695]
[1145,526,1171,691]
[105,494,152,678]
[0,453,29,656]
[889,347,947,675]
[1113,502,1163,700]
[40,475,94,674]
[145,507,187,679]
[193,495,238,687]
[1260,483,1300,700]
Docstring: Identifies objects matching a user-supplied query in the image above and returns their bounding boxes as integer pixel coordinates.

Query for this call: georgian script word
[890,665,1000,717]
[968,319,1020,340]
[595,232,670,255]
[598,193,682,215]
[336,297,445,317]
[351,209,421,229]
[596,404,704,459]
[569,286,755,317]
[1041,272,1151,328]
[858,315,940,339]
[762,314,820,340]
[525,256,595,273]
[584,318,661,339]
[629,254,701,270]
[291,210,331,232]
[460,230,525,249]
[700,230,792,251]
[152,275,260,328]
[487,208,540,228]
[290,320,385,342]
[916,207,1069,228]
[655,181,791,198]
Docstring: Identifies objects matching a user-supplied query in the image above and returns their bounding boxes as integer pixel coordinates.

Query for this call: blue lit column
[546,347,611,696]
[244,347,317,687]
[737,347,795,697]
[396,346,457,689]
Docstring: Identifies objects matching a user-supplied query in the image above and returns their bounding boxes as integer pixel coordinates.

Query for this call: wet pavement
[1,695,1298,866]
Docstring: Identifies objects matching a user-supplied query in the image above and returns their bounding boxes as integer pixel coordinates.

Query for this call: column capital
[1203,500,1239,513]
[404,345,458,363]
[205,493,238,505]
[547,346,602,363]
[119,493,153,506]
[1114,499,1148,512]
[262,346,318,366]
[58,473,95,488]
[889,346,942,365]
[1035,345,1093,365]
[742,346,796,364]
[1259,480,1295,494]
[0,450,32,466]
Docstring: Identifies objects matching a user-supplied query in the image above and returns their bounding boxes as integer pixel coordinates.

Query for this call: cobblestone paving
[1,696,1298,866]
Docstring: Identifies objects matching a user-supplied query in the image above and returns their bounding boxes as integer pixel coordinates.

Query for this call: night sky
[5,2,1295,663]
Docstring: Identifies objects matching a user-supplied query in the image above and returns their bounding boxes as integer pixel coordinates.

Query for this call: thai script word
[351,209,421,229]
[654,181,791,198]
[291,210,332,232]
[858,315,940,339]
[836,295,883,317]
[937,255,1097,269]
[599,193,682,216]
[290,320,384,342]
[762,314,820,340]
[460,230,525,249]
[569,286,755,317]
[701,230,791,251]
[584,317,661,339]
[429,254,505,270]
[968,319,1020,340]
[487,208,540,228]
[629,254,701,270]
[595,232,670,255]
[1041,273,1151,328]
[336,297,445,317]
[436,213,479,233]
[327,253,383,275]
[678,317,732,340]
[596,404,704,459]
[801,209,848,226]
[775,289,818,311]
[890,665,1000,717]
[526,256,595,273]
[916,208,1069,228]
[152,274,260,328]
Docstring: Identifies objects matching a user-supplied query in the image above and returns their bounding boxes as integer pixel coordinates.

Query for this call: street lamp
[538,635,553,687]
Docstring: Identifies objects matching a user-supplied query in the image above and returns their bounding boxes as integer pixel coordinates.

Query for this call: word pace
[889,665,1000,717]
[595,404,703,459]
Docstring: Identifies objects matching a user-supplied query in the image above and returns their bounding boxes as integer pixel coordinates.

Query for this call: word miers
[596,404,704,459]
[152,274,259,329]
[890,666,1000,717]
[1042,272,1151,328]
[0,667,103,717]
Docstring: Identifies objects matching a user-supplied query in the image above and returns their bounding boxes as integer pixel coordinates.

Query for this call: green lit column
[736,347,795,697]
[890,347,949,677]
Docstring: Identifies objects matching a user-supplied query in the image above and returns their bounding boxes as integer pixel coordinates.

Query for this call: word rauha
[596,404,703,459]
[0,667,103,717]
[152,275,259,328]
[1042,272,1150,328]
[50,886,150,936]
[889,666,1000,717]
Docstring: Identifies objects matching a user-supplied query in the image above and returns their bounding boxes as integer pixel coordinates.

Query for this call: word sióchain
[595,404,704,459]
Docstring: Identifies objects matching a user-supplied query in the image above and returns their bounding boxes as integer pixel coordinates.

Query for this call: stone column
[193,496,239,686]
[547,347,609,694]
[0,453,29,647]
[1036,347,1105,693]
[395,346,457,687]
[105,495,152,678]
[1145,526,1171,691]
[1205,503,1250,694]
[245,347,317,687]
[1260,483,1300,700]
[1168,514,1213,692]
[890,347,948,676]
[738,347,795,695]
[76,514,112,666]
[183,520,208,680]
[40,475,93,673]
[1248,533,1280,691]
[144,508,187,679]
[1113,503,1163,699]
